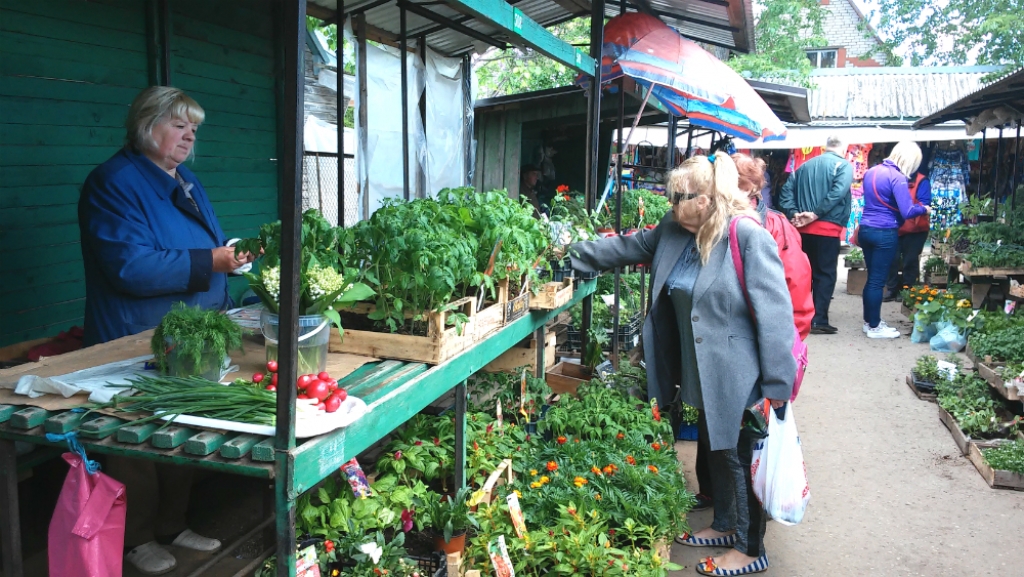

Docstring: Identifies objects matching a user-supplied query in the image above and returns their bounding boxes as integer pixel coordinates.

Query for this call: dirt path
[671,263,1024,576]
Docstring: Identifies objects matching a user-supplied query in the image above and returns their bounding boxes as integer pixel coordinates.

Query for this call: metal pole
[0,440,22,577]
[462,54,473,186]
[357,15,369,219]
[581,0,605,360]
[400,5,410,200]
[1012,123,1021,213]
[454,380,468,488]
[419,34,428,198]
[337,5,345,226]
[686,124,693,157]
[994,127,1004,203]
[612,77,624,369]
[977,131,987,199]
[274,1,305,575]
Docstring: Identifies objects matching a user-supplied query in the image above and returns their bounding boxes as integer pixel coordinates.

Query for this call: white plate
[159,396,368,439]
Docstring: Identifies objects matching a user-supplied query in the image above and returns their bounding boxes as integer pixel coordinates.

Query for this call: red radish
[318,371,331,381]
[307,380,330,402]
[298,394,310,400]
[297,374,312,389]
[328,379,338,390]
[315,402,326,411]
[270,373,278,387]
[265,384,277,392]
[324,396,341,413]
[252,373,264,384]
[333,388,348,402]
[266,360,279,373]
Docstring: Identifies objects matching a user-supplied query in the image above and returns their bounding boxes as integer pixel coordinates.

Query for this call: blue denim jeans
[859,225,899,328]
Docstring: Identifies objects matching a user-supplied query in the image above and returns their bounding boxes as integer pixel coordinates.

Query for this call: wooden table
[0,280,595,577]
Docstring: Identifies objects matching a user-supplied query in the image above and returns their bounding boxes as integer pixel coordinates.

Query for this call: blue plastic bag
[910,311,937,343]
[930,322,967,352]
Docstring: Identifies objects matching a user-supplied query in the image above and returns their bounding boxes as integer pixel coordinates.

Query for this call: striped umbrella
[581,12,788,142]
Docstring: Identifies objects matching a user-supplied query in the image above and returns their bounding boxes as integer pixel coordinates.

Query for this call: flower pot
[433,530,467,555]
[162,337,227,381]
[260,311,331,375]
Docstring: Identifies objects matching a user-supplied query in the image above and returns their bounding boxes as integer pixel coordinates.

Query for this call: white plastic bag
[752,405,810,526]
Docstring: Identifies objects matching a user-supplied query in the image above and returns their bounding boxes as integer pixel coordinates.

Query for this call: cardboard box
[847,268,867,295]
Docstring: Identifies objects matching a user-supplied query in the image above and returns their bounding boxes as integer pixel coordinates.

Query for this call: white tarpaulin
[359,41,425,218]
[304,116,355,154]
[425,49,467,195]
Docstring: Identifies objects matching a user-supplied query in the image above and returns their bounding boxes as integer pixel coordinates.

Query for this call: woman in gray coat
[569,152,796,576]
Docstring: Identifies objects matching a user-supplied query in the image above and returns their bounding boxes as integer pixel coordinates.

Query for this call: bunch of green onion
[99,375,277,426]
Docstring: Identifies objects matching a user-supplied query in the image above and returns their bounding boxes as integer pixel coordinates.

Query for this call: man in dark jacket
[777,136,854,334]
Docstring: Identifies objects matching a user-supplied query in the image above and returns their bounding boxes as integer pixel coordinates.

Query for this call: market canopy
[913,67,1024,132]
[581,12,788,142]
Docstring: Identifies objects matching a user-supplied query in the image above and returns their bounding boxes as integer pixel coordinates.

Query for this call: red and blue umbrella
[581,13,788,142]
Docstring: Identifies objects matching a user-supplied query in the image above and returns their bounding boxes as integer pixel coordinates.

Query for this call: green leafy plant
[415,486,479,543]
[844,247,864,262]
[959,196,994,221]
[151,303,243,375]
[981,440,1024,475]
[914,355,941,384]
[621,189,671,230]
[237,209,375,330]
[467,369,552,423]
[969,327,1024,363]
[936,373,1018,438]
[922,255,947,277]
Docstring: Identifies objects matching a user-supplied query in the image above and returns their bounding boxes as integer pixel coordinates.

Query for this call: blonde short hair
[887,141,923,177]
[125,86,205,155]
[666,152,758,265]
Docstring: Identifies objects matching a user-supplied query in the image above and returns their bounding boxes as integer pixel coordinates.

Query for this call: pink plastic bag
[49,452,127,577]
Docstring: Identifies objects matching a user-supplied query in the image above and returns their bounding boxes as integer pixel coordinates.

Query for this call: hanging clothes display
[785,146,826,173]
[843,144,872,244]
[929,148,969,231]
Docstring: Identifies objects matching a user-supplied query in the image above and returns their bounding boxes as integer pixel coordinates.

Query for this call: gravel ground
[670,263,1024,576]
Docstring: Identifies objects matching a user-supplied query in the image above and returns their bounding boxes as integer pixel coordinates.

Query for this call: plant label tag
[296,545,320,577]
[601,294,616,307]
[488,535,516,577]
[1005,300,1016,314]
[936,360,958,381]
[506,492,528,538]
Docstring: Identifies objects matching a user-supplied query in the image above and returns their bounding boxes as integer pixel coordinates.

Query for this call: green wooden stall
[0,0,278,348]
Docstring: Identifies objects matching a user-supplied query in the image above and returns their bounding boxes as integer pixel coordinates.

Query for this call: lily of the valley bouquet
[236,209,374,333]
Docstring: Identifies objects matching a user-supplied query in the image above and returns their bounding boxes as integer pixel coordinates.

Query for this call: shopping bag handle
[46,430,100,474]
[72,476,124,540]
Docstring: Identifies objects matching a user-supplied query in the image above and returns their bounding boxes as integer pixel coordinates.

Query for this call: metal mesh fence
[302,152,358,226]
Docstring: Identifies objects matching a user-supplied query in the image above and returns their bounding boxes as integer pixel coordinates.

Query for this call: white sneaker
[126,542,177,575]
[864,320,895,334]
[866,323,901,339]
[172,528,223,553]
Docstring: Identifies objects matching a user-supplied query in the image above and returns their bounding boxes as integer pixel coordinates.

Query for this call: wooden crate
[331,297,478,364]
[938,405,971,456]
[530,278,574,310]
[960,260,1024,278]
[977,362,1018,402]
[843,259,865,269]
[901,303,914,319]
[545,362,593,395]
[847,268,867,295]
[967,442,1024,491]
[482,331,557,374]
[923,273,948,287]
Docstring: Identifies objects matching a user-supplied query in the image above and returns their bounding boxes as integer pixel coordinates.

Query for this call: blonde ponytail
[693,152,758,264]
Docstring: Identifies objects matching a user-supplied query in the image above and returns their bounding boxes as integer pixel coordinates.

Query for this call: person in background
[567,153,796,575]
[519,164,544,216]
[776,135,854,335]
[687,154,813,513]
[79,86,255,575]
[859,141,930,339]
[884,169,932,300]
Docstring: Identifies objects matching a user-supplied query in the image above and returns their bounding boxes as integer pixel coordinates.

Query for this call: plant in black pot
[415,486,478,555]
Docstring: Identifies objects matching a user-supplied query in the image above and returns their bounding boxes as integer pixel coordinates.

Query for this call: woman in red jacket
[690,154,814,512]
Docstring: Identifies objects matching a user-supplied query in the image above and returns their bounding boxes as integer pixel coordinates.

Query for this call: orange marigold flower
[573,476,588,487]
[651,442,662,451]
[574,438,581,443]
[591,466,603,475]
[616,432,625,440]
[557,436,567,445]
[530,481,542,489]
[546,461,558,472]
[648,465,659,474]
[595,493,602,500]
[626,455,636,465]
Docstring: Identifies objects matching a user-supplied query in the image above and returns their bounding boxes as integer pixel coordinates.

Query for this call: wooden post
[581,0,605,359]
[337,3,345,226]
[0,440,22,577]
[274,0,305,574]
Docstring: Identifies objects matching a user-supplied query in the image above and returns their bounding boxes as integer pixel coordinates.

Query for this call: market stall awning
[306,0,755,57]
[913,67,1024,131]
[731,123,1009,150]
[582,12,788,142]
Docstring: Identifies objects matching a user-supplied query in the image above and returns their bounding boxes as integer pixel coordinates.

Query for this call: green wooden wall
[0,0,279,347]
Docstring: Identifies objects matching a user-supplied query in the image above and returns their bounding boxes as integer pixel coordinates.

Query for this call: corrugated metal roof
[308,0,753,57]
[808,66,1004,121]
[915,67,1024,128]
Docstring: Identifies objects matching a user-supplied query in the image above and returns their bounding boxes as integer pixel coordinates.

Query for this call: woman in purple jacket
[858,142,930,339]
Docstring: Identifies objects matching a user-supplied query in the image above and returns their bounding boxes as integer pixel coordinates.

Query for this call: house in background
[805,0,888,68]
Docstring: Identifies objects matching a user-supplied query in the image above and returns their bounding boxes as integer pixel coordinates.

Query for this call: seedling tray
[967,442,1024,491]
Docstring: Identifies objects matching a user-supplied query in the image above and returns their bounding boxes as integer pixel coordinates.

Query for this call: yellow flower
[595,493,602,500]
[930,289,939,296]
[530,481,542,489]
[573,476,588,487]
[540,475,550,485]
[928,297,934,301]
[530,469,538,476]
[916,297,923,301]
[514,490,522,498]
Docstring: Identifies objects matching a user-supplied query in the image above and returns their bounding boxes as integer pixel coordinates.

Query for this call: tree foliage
[727,0,828,86]
[872,0,1023,68]
[474,18,591,98]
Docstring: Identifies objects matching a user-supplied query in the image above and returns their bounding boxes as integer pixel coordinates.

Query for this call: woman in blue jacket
[78,86,255,575]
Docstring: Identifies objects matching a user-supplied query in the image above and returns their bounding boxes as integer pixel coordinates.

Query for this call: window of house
[806,49,838,68]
